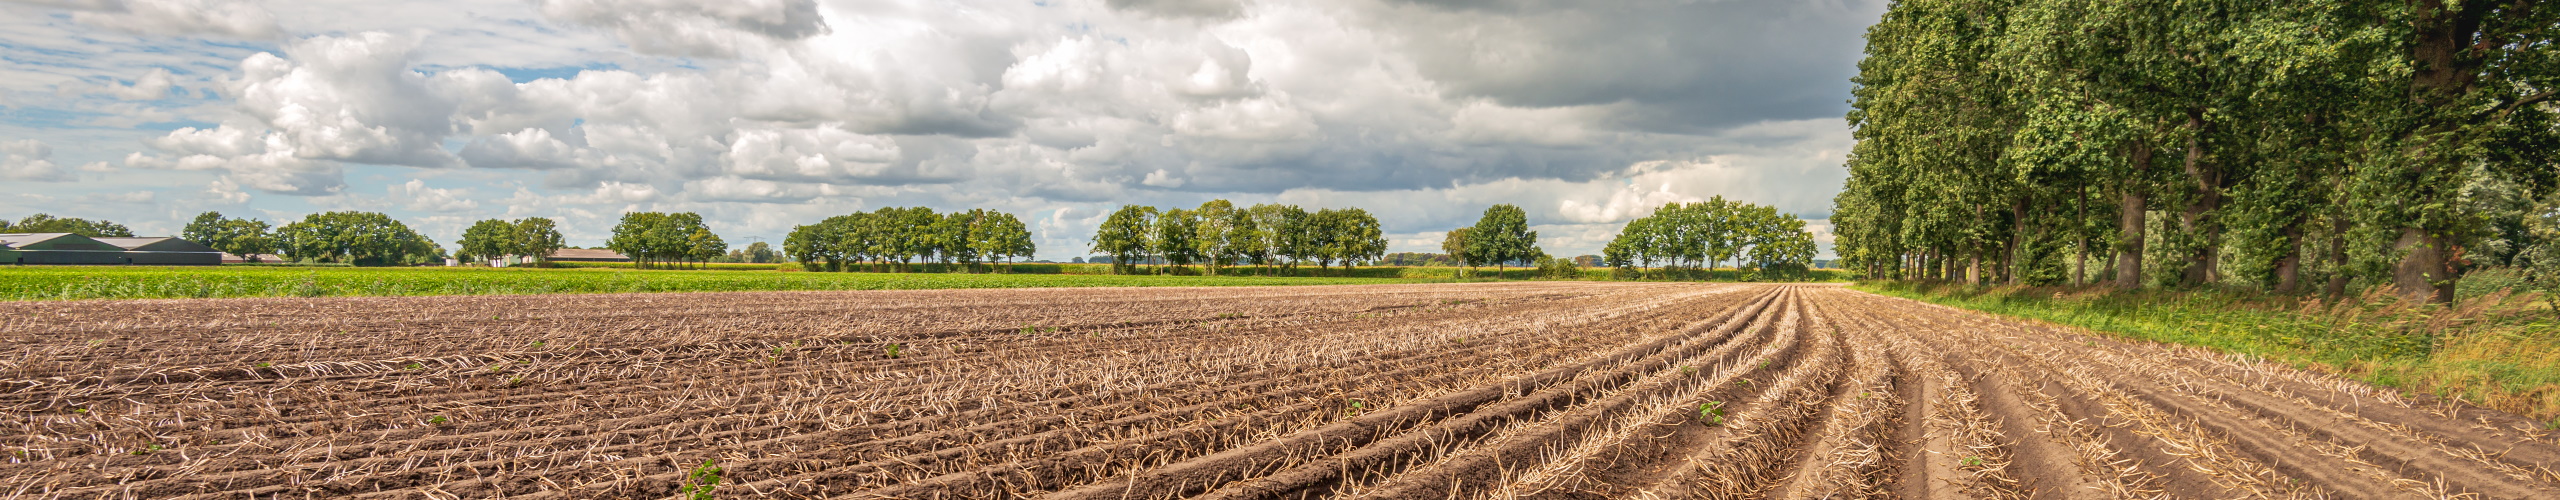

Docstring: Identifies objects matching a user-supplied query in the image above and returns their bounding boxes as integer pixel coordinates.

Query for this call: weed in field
[529,341,546,348]
[254,362,271,368]
[1345,399,1368,416]
[130,444,162,456]
[71,408,86,414]
[403,362,423,371]
[86,339,104,347]
[506,376,524,387]
[1698,401,1726,425]
[1681,365,1697,375]
[885,343,905,359]
[1215,312,1244,319]
[426,415,448,425]
[684,459,723,500]
[1960,456,1983,467]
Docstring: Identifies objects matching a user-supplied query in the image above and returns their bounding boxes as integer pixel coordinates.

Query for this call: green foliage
[1698,401,1725,426]
[607,212,723,269]
[182,212,274,260]
[684,459,722,500]
[3,213,133,237]
[1465,204,1537,272]
[1604,198,1819,280]
[1090,205,1156,274]
[1832,0,2559,301]
[274,211,441,266]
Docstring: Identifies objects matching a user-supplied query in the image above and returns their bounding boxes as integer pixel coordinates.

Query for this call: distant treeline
[783,207,1036,272]
[1089,201,1387,275]
[1603,198,1820,279]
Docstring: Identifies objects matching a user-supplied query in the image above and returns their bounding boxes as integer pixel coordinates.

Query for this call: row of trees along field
[2,213,132,237]
[1090,201,1387,274]
[1602,198,1822,278]
[456,218,567,264]
[606,212,727,269]
[1830,0,2559,302]
[1438,204,1557,275]
[781,207,1036,272]
[188,211,444,265]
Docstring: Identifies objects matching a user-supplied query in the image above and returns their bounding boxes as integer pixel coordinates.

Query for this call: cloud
[0,0,1884,260]
[535,0,828,58]
[86,190,156,203]
[0,139,75,181]
[21,0,283,39]
[1108,0,1244,19]
[72,67,179,100]
[385,179,478,212]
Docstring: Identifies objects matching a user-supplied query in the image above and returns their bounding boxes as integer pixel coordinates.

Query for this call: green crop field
[0,266,1426,301]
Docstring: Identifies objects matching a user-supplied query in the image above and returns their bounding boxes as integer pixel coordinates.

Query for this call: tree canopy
[1831,0,2557,301]
[1602,198,1818,279]
[4,213,132,237]
[456,217,567,265]
[607,212,724,269]
[1466,204,1538,272]
[1087,201,1386,274]
[181,211,273,261]
[275,211,441,266]
[783,207,1033,272]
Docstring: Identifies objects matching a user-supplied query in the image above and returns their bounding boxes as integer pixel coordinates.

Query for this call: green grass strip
[1857,280,2560,425]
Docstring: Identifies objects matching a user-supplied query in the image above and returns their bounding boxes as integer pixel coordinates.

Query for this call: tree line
[179,211,447,266]
[782,207,1036,272]
[457,218,567,265]
[1602,197,1820,279]
[3,214,133,237]
[1830,0,2557,302]
[1090,201,1386,274]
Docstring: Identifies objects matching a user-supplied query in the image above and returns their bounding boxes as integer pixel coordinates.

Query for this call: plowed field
[5,283,2557,498]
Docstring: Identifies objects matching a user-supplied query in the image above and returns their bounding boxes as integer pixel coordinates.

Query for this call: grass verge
[0,266,1428,301]
[1859,280,2560,424]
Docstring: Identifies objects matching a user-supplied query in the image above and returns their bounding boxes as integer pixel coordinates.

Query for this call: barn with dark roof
[0,233,222,265]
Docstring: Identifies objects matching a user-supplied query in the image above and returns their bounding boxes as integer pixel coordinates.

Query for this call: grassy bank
[1860,281,2560,423]
[0,266,1425,301]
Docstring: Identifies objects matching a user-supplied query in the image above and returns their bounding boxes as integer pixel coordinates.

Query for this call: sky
[0,0,1885,260]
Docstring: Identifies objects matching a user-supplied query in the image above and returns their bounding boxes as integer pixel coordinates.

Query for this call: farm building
[219,252,286,263]
[545,249,630,263]
[0,233,222,265]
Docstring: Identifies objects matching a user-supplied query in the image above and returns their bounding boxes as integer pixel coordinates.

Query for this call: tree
[1337,208,1387,269]
[275,211,440,266]
[1195,200,1242,275]
[1091,205,1155,274]
[182,211,274,262]
[512,217,566,266]
[457,219,517,264]
[1152,208,1201,272]
[608,212,723,269]
[7,213,132,237]
[1442,227,1475,276]
[1467,204,1538,273]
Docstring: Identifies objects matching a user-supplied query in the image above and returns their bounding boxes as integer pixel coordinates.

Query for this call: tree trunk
[2008,197,2027,285]
[2117,140,2153,289]
[2074,183,2089,286]
[2392,228,2457,303]
[2178,110,2223,287]
[2388,0,2484,303]
[2274,219,2304,294]
[2323,216,2351,297]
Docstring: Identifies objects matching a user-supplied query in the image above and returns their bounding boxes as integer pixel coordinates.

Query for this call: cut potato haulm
[4,283,2555,498]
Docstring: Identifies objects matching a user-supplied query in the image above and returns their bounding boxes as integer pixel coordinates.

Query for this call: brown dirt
[3,283,2553,499]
